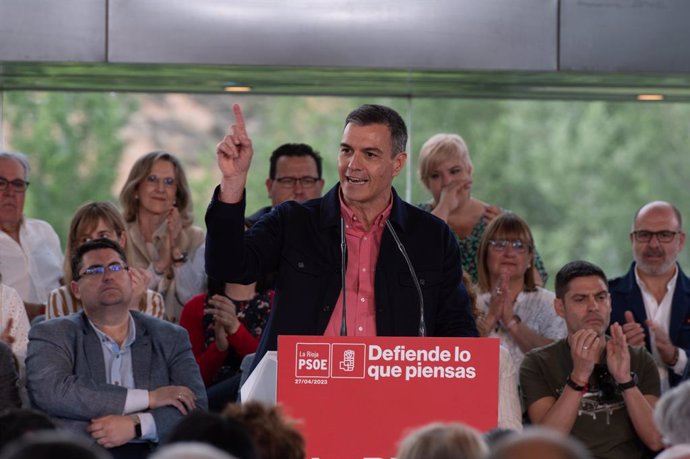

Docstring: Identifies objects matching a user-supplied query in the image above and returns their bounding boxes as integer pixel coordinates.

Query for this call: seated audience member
[244,143,324,227]
[0,281,30,364]
[223,401,304,459]
[396,422,488,459]
[120,151,206,322]
[487,426,593,459]
[476,213,566,366]
[0,430,110,459]
[464,272,522,431]
[207,105,478,370]
[416,133,547,284]
[47,201,165,320]
[26,239,207,458]
[520,260,663,458]
[0,341,20,410]
[150,443,237,459]
[166,410,257,459]
[609,201,690,390]
[0,409,55,451]
[0,151,62,321]
[653,379,690,446]
[180,278,270,412]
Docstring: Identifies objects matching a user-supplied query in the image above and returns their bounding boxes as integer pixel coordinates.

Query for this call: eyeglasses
[631,230,681,243]
[76,262,129,280]
[488,239,530,253]
[275,176,320,188]
[145,174,176,187]
[0,176,30,193]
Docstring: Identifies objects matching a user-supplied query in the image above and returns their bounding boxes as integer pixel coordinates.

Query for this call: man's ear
[265,178,273,199]
[392,152,407,177]
[70,280,81,300]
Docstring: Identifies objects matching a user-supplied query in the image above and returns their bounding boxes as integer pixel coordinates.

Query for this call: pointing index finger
[233,104,246,132]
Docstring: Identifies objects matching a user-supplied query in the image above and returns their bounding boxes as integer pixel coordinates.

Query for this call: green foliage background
[3,92,690,288]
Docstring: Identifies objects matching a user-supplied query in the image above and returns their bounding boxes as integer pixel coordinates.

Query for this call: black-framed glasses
[488,239,530,253]
[275,176,320,188]
[0,176,30,193]
[145,174,176,187]
[76,262,129,280]
[631,230,681,243]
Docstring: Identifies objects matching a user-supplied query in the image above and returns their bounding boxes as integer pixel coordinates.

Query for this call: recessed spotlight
[637,94,664,101]
[224,86,252,93]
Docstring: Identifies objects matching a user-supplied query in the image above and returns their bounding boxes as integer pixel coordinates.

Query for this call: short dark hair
[167,411,257,459]
[0,409,55,451]
[71,238,128,281]
[554,260,607,299]
[268,143,322,180]
[345,104,408,156]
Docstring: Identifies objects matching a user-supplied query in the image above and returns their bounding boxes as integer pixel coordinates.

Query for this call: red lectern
[277,336,499,459]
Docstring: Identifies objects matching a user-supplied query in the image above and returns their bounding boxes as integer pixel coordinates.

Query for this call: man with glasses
[26,239,206,458]
[609,201,690,390]
[521,260,663,458]
[245,143,325,227]
[0,151,62,321]
[206,104,477,370]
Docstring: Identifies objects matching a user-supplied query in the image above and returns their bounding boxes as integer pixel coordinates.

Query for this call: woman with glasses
[47,201,165,320]
[476,212,566,366]
[120,151,205,322]
[417,134,548,285]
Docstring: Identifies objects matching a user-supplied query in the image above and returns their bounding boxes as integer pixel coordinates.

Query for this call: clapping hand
[620,310,646,346]
[606,322,632,383]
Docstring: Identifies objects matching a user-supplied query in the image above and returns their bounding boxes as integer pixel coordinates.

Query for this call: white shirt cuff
[672,348,688,376]
[138,412,158,442]
[124,389,150,414]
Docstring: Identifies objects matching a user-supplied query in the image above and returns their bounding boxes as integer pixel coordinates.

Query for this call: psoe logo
[295,343,330,378]
[331,343,366,379]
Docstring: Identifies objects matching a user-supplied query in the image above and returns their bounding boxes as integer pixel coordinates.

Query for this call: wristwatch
[131,414,142,439]
[616,372,638,391]
[565,374,588,392]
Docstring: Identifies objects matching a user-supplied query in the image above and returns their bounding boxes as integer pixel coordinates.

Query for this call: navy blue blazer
[205,184,478,363]
[609,262,690,387]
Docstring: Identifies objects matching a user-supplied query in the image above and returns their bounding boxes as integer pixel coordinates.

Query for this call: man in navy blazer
[26,239,206,457]
[609,201,690,389]
[206,104,477,367]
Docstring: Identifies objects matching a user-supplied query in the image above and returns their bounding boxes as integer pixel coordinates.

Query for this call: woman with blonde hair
[418,133,547,285]
[47,201,165,319]
[120,151,205,322]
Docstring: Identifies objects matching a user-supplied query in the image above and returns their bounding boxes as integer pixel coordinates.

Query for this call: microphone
[339,217,348,336]
[385,220,426,337]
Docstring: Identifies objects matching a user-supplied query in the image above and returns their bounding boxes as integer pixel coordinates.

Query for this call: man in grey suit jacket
[26,239,207,457]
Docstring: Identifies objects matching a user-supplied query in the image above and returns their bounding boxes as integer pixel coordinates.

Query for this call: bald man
[609,201,690,390]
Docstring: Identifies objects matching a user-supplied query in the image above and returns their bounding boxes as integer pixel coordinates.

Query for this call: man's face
[631,203,685,277]
[555,275,611,336]
[265,155,324,206]
[0,158,26,227]
[338,123,406,209]
[71,248,133,312]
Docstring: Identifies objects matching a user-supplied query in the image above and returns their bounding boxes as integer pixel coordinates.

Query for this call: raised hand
[217,104,253,179]
[483,204,502,224]
[621,310,646,346]
[646,320,677,366]
[432,179,471,221]
[128,268,151,310]
[569,329,602,384]
[606,322,631,383]
[148,385,197,414]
